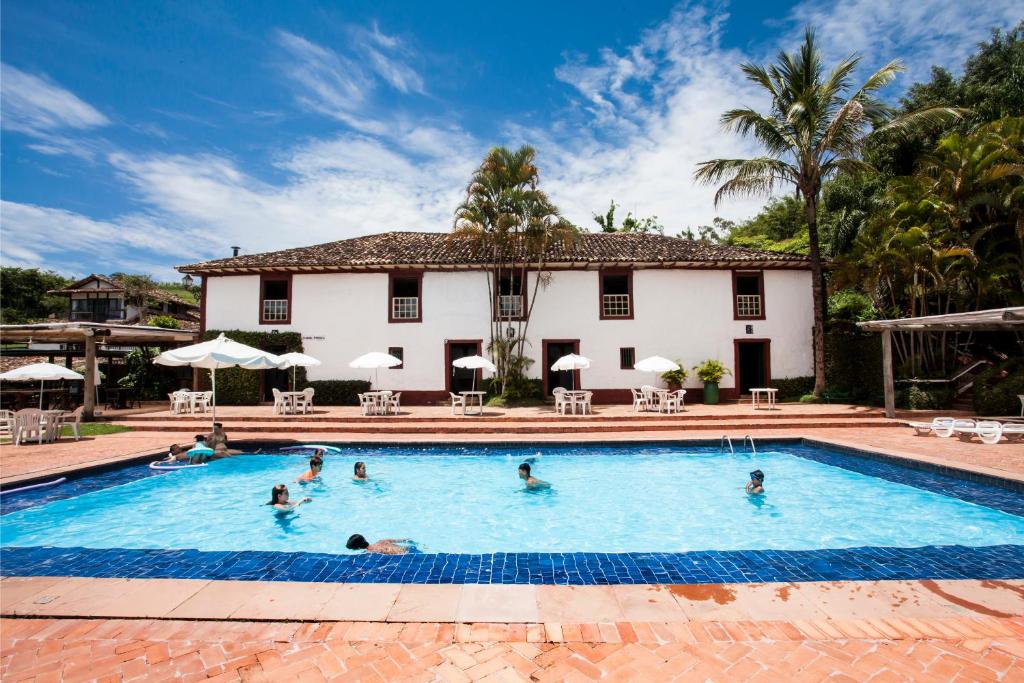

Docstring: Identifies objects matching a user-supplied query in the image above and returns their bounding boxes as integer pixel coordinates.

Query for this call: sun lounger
[954,420,1004,445]
[907,416,956,436]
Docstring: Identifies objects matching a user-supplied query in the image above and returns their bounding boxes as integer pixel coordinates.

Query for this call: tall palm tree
[454,145,575,394]
[695,28,958,395]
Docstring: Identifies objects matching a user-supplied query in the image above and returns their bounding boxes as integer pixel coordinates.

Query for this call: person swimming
[187,435,214,464]
[162,443,190,463]
[266,484,311,511]
[518,462,550,489]
[353,461,368,481]
[745,469,765,494]
[345,533,412,555]
[296,455,324,483]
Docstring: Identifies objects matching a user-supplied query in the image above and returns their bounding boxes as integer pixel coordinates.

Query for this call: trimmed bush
[774,376,814,401]
[898,384,953,410]
[824,329,883,403]
[974,359,1024,416]
[298,380,371,405]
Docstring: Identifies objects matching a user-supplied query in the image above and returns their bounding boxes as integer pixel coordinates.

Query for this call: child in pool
[353,461,368,481]
[345,534,412,555]
[518,462,550,489]
[296,455,324,483]
[162,443,190,463]
[745,469,765,494]
[266,484,311,511]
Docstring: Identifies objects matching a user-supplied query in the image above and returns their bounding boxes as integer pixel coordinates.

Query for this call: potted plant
[693,359,731,404]
[660,363,687,391]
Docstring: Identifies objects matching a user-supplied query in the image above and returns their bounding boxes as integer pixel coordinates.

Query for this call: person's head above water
[267,484,289,505]
[346,533,369,550]
[213,422,223,431]
[518,462,531,478]
[354,461,366,477]
[749,469,765,483]
[194,434,206,444]
[309,455,323,471]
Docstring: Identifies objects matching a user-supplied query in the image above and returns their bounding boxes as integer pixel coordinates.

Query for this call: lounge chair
[907,416,956,436]
[54,406,84,441]
[449,392,466,415]
[1002,423,1024,442]
[954,420,1003,445]
[630,388,649,412]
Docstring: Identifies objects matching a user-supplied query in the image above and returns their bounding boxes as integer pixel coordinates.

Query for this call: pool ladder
[720,435,734,454]
[744,435,757,454]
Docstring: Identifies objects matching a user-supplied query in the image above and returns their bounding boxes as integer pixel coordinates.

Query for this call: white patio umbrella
[0,362,84,410]
[634,355,680,376]
[451,355,497,392]
[153,333,283,426]
[349,351,403,390]
[276,352,322,391]
[550,353,591,391]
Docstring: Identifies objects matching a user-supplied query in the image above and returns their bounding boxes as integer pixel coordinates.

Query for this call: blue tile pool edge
[2,544,1022,585]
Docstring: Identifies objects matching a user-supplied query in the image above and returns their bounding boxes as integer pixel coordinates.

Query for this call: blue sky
[2,0,1019,280]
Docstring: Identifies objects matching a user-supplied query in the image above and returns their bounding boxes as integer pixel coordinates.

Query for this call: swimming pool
[3,442,1023,584]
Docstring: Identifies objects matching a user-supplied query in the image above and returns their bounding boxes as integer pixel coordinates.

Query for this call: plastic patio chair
[0,409,14,440]
[54,406,84,441]
[449,392,466,415]
[13,408,44,446]
[386,391,401,415]
[630,388,649,412]
[295,388,315,414]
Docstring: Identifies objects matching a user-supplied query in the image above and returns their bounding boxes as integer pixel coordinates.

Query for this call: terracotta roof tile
[178,231,809,273]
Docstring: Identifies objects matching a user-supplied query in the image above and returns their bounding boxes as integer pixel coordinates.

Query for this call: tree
[108,273,158,309]
[454,145,576,396]
[0,268,71,323]
[591,200,664,233]
[694,28,957,395]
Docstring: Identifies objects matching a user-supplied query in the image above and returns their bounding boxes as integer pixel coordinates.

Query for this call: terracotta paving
[3,615,1023,682]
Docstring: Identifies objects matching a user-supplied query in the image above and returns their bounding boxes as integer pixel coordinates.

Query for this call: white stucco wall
[202,268,814,392]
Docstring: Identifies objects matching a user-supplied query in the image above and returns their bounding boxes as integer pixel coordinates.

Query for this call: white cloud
[1,63,109,136]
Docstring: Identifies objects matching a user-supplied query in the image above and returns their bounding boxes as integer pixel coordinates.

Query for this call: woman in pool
[187,435,214,464]
[345,534,413,555]
[518,462,550,489]
[353,461,368,481]
[296,455,324,483]
[745,469,765,494]
[266,484,311,511]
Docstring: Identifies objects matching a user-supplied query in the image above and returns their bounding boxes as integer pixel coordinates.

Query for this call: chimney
[231,246,241,257]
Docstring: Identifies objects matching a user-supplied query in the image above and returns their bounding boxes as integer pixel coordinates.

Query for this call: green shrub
[824,330,883,402]
[148,315,180,329]
[498,377,543,402]
[693,359,730,383]
[774,376,814,401]
[974,359,1024,416]
[827,289,877,323]
[298,380,371,405]
[799,393,821,403]
[899,384,953,410]
[660,363,687,387]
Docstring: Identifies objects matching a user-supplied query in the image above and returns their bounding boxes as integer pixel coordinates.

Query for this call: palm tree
[454,145,575,395]
[695,28,958,395]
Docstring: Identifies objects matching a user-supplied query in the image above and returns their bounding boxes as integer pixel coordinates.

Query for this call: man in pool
[345,534,412,555]
[746,469,765,494]
[161,443,190,463]
[518,462,550,489]
[296,455,324,483]
[205,422,242,457]
[353,461,368,480]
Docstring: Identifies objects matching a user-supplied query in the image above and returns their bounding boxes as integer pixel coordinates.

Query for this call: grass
[65,423,133,437]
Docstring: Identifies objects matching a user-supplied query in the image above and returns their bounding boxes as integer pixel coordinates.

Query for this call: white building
[180,231,814,403]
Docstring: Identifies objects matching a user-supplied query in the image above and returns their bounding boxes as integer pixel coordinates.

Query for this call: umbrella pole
[39,379,44,410]
[211,367,217,429]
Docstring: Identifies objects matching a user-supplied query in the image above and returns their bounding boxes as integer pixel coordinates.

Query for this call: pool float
[149,461,208,471]
[281,444,342,454]
[0,477,67,495]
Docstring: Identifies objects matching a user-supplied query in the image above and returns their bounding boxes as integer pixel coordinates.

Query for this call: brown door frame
[733,338,772,395]
[542,339,581,396]
[444,339,483,393]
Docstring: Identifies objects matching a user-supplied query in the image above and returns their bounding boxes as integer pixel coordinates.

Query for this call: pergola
[0,322,196,418]
[857,307,1024,418]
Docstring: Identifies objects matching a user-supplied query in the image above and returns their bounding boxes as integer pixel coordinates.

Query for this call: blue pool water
[3,444,1023,555]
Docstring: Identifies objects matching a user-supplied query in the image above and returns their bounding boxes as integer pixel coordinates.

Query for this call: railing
[497,295,523,318]
[736,294,762,317]
[261,299,289,321]
[602,294,631,317]
[391,296,419,320]
[69,310,126,322]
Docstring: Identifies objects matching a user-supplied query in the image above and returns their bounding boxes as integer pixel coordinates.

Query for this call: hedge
[824,329,883,403]
[974,358,1024,416]
[773,376,814,401]
[297,380,371,405]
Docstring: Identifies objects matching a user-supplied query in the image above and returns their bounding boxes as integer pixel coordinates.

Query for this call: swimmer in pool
[345,534,412,555]
[187,435,213,464]
[353,461,368,481]
[266,484,311,511]
[296,455,324,483]
[518,462,550,489]
[745,469,765,494]
[162,443,190,463]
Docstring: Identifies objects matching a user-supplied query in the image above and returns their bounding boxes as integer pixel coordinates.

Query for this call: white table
[562,390,591,415]
[171,391,209,415]
[459,391,486,415]
[751,388,778,410]
[278,391,306,414]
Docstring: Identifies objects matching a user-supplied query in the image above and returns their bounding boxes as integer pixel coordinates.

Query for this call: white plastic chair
[387,391,401,415]
[0,409,14,440]
[295,388,315,414]
[449,392,466,415]
[663,390,686,414]
[272,388,287,415]
[358,393,378,416]
[54,406,84,441]
[1002,423,1024,442]
[630,388,648,412]
[168,391,188,415]
[907,416,955,436]
[553,387,570,415]
[13,409,44,446]
[193,391,212,414]
[955,420,1003,444]
[578,391,593,415]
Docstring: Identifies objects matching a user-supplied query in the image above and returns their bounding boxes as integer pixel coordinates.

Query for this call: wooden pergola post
[881,329,895,419]
[83,331,97,419]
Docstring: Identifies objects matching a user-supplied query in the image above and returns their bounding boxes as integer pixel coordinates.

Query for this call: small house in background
[48,274,200,330]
